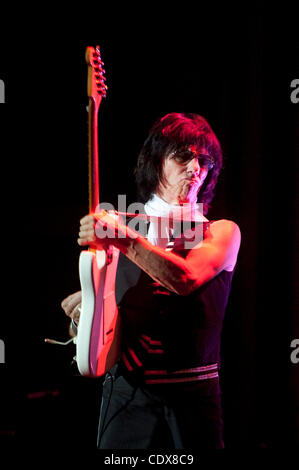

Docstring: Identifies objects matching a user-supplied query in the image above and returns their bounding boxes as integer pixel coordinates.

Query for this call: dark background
[0,20,298,457]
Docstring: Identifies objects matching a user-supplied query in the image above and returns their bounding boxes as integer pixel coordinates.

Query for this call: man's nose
[189,157,200,174]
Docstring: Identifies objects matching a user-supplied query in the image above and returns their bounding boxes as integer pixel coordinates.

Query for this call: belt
[111,361,219,385]
[143,363,219,385]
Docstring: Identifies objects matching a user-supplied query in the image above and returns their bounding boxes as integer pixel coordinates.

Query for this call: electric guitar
[76,45,121,377]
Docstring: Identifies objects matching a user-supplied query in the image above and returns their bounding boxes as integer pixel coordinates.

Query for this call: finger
[78,229,95,239]
[70,303,81,322]
[69,291,82,304]
[61,293,80,310]
[61,292,78,310]
[78,235,96,245]
[78,238,93,246]
[80,214,95,225]
[61,294,81,316]
[80,219,94,227]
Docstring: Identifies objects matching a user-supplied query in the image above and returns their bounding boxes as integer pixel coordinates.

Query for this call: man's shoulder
[208,219,241,239]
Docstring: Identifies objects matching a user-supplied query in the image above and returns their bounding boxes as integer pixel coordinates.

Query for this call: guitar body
[75,45,121,377]
[77,247,121,377]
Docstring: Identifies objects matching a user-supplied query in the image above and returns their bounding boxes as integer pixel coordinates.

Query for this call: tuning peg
[94,64,105,74]
[97,84,108,97]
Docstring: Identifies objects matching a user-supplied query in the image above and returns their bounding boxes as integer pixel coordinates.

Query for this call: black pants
[97,365,224,450]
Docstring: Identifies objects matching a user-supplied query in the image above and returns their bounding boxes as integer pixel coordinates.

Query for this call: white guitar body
[76,246,121,377]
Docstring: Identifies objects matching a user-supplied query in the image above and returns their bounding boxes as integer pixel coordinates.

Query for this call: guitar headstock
[86,45,107,108]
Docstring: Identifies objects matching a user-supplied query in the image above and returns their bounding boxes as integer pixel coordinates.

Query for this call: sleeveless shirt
[115,220,234,383]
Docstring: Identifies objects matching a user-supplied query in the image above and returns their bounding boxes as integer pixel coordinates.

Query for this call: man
[62,112,241,449]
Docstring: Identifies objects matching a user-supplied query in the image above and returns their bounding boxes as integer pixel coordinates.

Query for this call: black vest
[115,222,234,371]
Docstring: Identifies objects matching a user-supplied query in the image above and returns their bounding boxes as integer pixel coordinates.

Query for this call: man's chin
[178,194,198,205]
[178,187,199,205]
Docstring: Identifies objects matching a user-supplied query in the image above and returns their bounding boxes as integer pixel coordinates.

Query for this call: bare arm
[120,219,241,295]
[78,213,241,296]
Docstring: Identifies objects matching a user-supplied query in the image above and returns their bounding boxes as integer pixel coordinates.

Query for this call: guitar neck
[85,44,107,214]
[88,97,100,213]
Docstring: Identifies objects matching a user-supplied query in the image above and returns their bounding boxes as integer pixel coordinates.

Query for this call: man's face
[157,153,210,205]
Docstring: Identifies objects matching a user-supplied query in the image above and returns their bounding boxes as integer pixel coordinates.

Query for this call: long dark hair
[134,112,223,215]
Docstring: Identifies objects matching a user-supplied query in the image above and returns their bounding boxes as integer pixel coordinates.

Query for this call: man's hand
[77,214,98,247]
[61,291,82,324]
[77,211,134,249]
[77,211,116,248]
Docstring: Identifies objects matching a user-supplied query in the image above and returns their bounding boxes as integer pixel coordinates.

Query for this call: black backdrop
[0,20,298,458]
